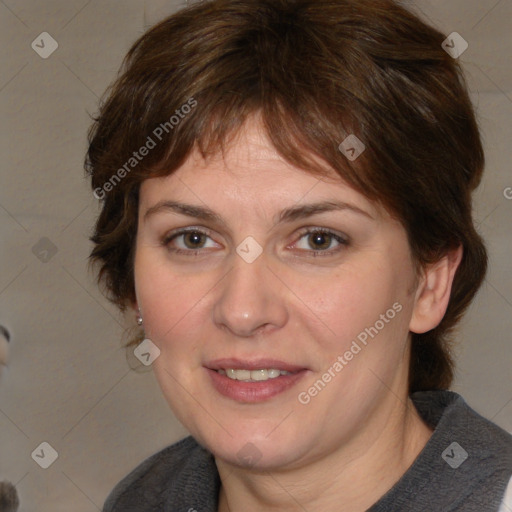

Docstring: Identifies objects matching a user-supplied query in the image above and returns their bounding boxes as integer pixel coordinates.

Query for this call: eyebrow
[143,199,374,226]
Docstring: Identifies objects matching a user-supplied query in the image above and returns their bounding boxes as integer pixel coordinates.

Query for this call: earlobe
[409,245,463,334]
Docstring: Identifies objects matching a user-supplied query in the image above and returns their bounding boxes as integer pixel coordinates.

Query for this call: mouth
[205,358,309,402]
[217,368,296,382]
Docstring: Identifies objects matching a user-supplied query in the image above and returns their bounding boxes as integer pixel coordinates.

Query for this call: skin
[133,116,462,511]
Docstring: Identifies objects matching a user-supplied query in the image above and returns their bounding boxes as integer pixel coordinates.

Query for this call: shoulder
[370,390,512,511]
[410,390,512,510]
[102,436,220,512]
[412,390,512,451]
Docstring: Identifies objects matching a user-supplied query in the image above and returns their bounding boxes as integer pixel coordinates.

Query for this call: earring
[136,310,143,326]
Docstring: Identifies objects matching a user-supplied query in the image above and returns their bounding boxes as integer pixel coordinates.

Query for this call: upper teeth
[218,368,293,381]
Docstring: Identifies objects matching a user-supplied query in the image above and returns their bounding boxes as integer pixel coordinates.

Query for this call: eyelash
[161,227,349,258]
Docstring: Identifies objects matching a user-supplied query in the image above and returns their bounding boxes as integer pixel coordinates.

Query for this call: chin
[193,421,313,471]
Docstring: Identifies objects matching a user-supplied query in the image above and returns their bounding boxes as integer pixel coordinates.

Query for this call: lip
[205,358,307,373]
[204,358,309,403]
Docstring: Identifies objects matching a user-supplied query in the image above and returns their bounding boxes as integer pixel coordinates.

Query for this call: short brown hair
[85,0,487,393]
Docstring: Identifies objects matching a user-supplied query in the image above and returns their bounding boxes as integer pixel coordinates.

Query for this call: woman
[85,0,512,510]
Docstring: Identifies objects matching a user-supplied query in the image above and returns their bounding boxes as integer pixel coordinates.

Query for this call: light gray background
[0,0,510,510]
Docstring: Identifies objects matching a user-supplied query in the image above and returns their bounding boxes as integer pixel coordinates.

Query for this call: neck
[216,396,433,512]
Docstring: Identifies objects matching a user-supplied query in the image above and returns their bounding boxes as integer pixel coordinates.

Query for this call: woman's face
[134,118,420,470]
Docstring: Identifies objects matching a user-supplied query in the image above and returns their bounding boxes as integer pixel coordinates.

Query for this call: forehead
[139,118,384,221]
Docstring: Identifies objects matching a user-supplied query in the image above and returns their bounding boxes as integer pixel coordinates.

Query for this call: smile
[217,368,296,382]
[205,359,309,402]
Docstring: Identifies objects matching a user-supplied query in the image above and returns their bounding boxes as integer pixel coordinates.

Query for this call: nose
[212,252,288,338]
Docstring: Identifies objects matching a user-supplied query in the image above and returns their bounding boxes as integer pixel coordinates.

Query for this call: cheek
[289,262,400,349]
[134,251,205,351]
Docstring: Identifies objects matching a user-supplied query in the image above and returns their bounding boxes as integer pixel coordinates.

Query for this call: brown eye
[308,232,333,250]
[162,228,218,255]
[293,229,349,257]
[182,231,207,249]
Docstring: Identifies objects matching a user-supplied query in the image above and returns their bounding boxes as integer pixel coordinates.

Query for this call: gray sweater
[103,390,512,511]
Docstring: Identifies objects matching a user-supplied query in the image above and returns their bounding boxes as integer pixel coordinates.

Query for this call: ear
[409,245,463,334]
